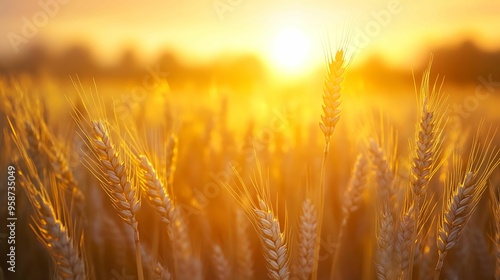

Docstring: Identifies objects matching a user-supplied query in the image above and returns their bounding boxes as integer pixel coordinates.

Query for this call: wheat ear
[212,244,231,280]
[320,49,345,145]
[223,159,289,280]
[407,62,446,279]
[395,204,416,278]
[171,210,200,280]
[331,152,369,276]
[435,128,500,279]
[411,60,445,203]
[235,209,254,280]
[254,198,290,280]
[319,47,347,280]
[368,138,396,205]
[166,133,178,186]
[90,120,144,280]
[138,155,176,227]
[296,198,318,280]
[23,177,86,280]
[376,205,395,280]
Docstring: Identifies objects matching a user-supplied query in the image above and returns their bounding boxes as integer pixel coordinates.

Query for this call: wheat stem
[90,120,144,280]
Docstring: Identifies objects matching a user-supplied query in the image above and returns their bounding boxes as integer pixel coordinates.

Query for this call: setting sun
[268,27,312,75]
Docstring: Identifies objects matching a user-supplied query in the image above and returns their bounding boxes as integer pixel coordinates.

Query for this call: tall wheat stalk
[89,120,144,280]
[318,47,347,280]
[434,127,500,279]
[406,61,446,279]
[69,84,145,280]
[9,104,87,280]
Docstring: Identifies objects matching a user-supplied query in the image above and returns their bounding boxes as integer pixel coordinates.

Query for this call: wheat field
[1,43,500,280]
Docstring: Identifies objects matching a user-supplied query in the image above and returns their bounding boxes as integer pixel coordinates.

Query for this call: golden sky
[2,0,500,74]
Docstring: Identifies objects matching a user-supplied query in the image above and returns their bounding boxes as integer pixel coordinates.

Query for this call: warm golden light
[268,26,312,75]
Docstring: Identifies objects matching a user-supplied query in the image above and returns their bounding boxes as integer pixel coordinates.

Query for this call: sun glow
[268,26,313,76]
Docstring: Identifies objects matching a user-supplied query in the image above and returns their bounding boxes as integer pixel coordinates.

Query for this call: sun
[268,27,312,75]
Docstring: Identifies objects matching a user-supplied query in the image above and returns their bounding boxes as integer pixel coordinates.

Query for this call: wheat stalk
[395,204,416,278]
[330,152,369,276]
[171,210,200,280]
[9,106,87,280]
[319,46,348,280]
[89,120,144,280]
[166,133,178,187]
[23,177,86,280]
[138,154,176,227]
[12,95,85,209]
[222,157,290,280]
[411,60,445,203]
[368,138,396,204]
[235,209,254,280]
[435,127,500,279]
[405,62,446,280]
[319,49,345,146]
[254,198,290,280]
[296,197,318,280]
[212,244,231,280]
[341,153,370,217]
[376,205,395,280]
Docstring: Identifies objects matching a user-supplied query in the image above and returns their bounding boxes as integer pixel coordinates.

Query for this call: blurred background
[2,0,500,155]
[2,0,500,93]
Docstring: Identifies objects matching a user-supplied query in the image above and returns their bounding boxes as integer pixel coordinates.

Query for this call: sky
[1,0,500,74]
